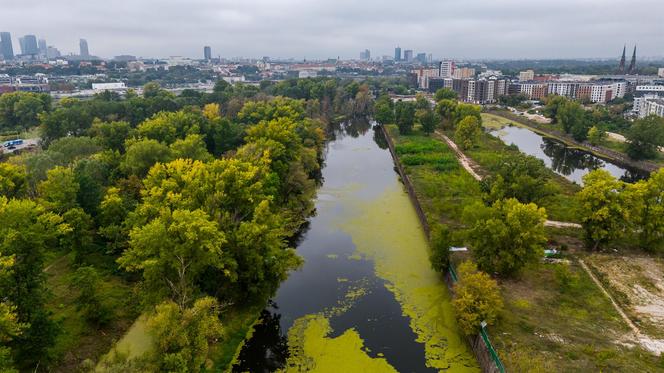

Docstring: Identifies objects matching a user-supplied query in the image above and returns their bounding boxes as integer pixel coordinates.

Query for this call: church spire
[619,44,626,74]
[628,45,637,74]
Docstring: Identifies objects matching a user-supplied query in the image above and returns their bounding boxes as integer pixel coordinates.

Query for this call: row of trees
[543,96,664,160]
[0,78,371,371]
[578,169,664,252]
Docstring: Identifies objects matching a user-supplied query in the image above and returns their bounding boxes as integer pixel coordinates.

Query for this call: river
[489,125,648,184]
[233,121,477,372]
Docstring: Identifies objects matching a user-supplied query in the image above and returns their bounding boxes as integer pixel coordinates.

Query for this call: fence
[380,124,505,373]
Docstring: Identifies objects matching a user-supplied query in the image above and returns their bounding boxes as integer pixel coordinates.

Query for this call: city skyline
[1,0,663,59]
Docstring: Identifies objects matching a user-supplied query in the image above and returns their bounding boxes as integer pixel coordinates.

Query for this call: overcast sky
[3,0,663,60]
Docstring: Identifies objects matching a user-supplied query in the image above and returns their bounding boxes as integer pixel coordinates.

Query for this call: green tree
[89,120,132,151]
[69,266,111,326]
[39,104,92,144]
[0,164,27,199]
[62,208,95,265]
[395,101,416,135]
[119,208,229,309]
[464,199,547,276]
[434,88,457,102]
[482,154,555,204]
[587,126,607,145]
[0,92,50,131]
[577,170,628,250]
[0,198,68,368]
[435,99,458,129]
[37,166,80,213]
[170,134,212,162]
[542,95,568,123]
[625,115,664,160]
[429,224,451,273]
[452,261,503,336]
[452,103,481,127]
[121,138,172,177]
[416,108,439,135]
[0,253,25,373]
[625,169,664,252]
[556,100,589,141]
[373,95,394,125]
[147,296,223,372]
[454,116,481,149]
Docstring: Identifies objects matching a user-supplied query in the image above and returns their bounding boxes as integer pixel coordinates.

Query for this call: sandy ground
[585,255,664,355]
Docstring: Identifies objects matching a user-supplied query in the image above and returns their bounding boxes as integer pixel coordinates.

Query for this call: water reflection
[490,126,648,184]
[232,122,440,372]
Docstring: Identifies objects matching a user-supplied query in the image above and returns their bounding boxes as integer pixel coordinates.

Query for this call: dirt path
[433,130,582,229]
[579,259,664,355]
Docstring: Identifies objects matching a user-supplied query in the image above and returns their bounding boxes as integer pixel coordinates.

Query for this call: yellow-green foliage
[452,261,503,336]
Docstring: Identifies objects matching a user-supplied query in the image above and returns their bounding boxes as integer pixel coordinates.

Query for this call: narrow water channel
[233,121,477,372]
[490,125,648,184]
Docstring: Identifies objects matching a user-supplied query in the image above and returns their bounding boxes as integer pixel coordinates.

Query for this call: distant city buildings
[403,50,413,62]
[204,46,212,60]
[38,39,47,57]
[394,46,401,62]
[19,35,39,56]
[439,61,454,78]
[453,67,476,79]
[79,39,89,58]
[518,69,535,81]
[0,32,13,60]
[360,49,371,61]
[658,68,664,78]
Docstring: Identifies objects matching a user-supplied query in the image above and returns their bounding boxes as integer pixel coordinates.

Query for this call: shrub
[452,261,503,336]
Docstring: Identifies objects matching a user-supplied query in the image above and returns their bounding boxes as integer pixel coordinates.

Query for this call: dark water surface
[490,125,648,184]
[233,121,474,372]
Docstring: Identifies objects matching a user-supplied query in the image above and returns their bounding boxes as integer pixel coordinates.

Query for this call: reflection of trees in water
[540,138,603,175]
[327,119,372,140]
[620,168,649,183]
[373,125,389,150]
[232,303,289,372]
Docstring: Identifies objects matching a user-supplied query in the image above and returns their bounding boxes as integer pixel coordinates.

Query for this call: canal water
[490,125,648,184]
[233,121,477,372]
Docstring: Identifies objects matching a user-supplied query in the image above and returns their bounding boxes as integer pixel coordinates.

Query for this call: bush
[452,261,503,336]
[429,224,451,273]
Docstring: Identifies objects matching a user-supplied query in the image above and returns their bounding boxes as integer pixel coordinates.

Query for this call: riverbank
[485,110,661,173]
[383,124,664,372]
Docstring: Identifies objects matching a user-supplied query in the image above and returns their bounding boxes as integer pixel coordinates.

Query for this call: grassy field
[387,124,483,228]
[384,124,664,372]
[45,253,139,372]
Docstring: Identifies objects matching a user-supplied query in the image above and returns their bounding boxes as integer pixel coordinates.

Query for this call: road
[0,138,39,155]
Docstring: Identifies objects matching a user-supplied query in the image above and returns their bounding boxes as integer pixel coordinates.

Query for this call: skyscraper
[80,39,89,57]
[404,49,413,62]
[360,49,370,61]
[20,35,38,55]
[38,39,47,56]
[204,46,212,60]
[0,32,13,60]
[394,46,401,62]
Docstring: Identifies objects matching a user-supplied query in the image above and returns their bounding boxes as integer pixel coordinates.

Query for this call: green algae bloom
[281,314,397,373]
[338,183,479,372]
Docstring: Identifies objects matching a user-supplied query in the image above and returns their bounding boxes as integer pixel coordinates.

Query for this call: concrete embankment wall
[379,124,502,373]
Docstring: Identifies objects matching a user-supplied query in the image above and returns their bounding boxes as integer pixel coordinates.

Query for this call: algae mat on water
[339,183,479,372]
[282,314,398,372]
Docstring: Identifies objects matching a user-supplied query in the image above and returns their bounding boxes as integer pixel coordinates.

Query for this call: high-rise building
[453,67,476,79]
[46,46,61,59]
[80,39,89,57]
[360,49,370,61]
[394,46,401,62]
[0,32,13,60]
[403,49,413,62]
[415,53,426,64]
[20,35,38,55]
[38,39,47,56]
[204,46,212,60]
[439,60,455,78]
[518,70,535,81]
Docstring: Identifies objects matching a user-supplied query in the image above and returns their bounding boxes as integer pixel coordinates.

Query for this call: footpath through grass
[384,124,664,372]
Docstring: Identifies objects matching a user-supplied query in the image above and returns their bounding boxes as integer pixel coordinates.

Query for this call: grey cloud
[2,0,662,59]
